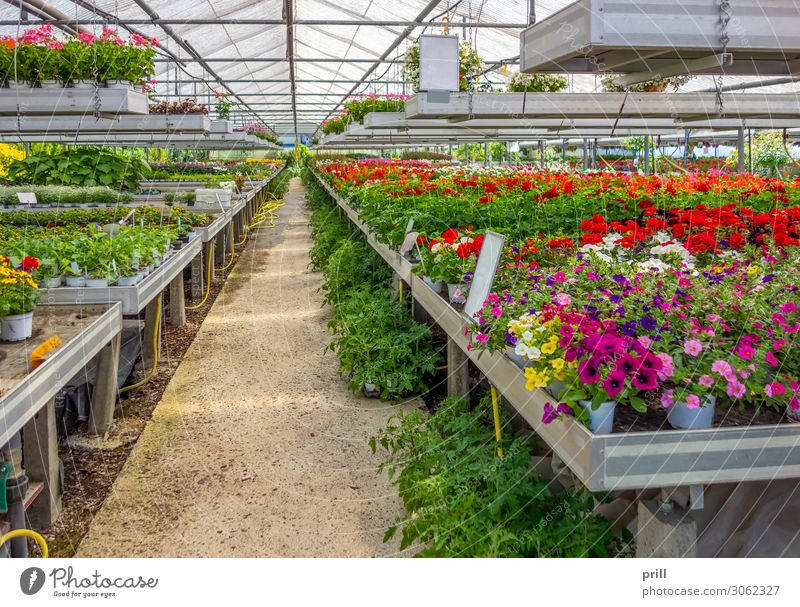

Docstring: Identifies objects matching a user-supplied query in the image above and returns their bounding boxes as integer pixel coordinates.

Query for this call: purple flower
[578,358,601,384]
[621,321,638,336]
[632,370,658,391]
[640,316,658,331]
[542,403,558,424]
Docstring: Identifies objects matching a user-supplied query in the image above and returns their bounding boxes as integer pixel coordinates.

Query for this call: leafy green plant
[0,185,132,205]
[507,71,568,93]
[6,148,151,189]
[371,396,629,556]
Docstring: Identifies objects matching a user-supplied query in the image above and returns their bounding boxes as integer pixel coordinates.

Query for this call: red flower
[441,228,459,244]
[456,242,472,259]
[20,256,39,272]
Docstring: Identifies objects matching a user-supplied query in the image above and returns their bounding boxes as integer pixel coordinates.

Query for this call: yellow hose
[119,294,161,395]
[186,242,214,311]
[490,385,504,458]
[216,224,237,272]
[0,528,49,557]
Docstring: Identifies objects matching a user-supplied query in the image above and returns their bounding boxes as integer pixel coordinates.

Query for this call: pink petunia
[727,381,746,399]
[661,389,674,409]
[684,339,703,357]
[781,302,798,315]
[698,374,715,388]
[554,293,571,307]
[685,394,701,409]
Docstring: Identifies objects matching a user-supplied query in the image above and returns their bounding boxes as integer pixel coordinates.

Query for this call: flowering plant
[414,229,483,285]
[0,256,39,316]
[212,89,235,120]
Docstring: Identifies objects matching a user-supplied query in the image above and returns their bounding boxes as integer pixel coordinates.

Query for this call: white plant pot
[105,80,132,90]
[579,400,616,434]
[1,311,33,342]
[44,276,63,288]
[39,80,61,89]
[65,276,86,287]
[422,275,443,293]
[116,276,139,287]
[547,380,567,399]
[71,80,94,90]
[505,346,528,369]
[447,283,467,304]
[363,382,380,398]
[85,278,109,288]
[135,271,146,283]
[146,264,154,273]
[667,394,716,429]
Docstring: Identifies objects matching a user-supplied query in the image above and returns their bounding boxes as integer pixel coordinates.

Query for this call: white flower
[430,243,442,254]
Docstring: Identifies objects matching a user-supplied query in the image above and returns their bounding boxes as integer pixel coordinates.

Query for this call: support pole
[190,245,207,299]
[592,138,598,169]
[22,398,61,528]
[643,134,651,175]
[582,138,589,171]
[88,333,122,435]
[737,128,745,173]
[168,274,186,327]
[636,497,697,558]
[142,296,162,374]
[446,339,469,398]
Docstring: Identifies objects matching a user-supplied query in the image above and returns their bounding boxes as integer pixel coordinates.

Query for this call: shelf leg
[411,295,428,324]
[88,332,122,435]
[214,230,226,266]
[22,398,62,528]
[168,274,186,327]
[635,498,697,558]
[190,248,205,299]
[446,338,469,398]
[142,296,162,374]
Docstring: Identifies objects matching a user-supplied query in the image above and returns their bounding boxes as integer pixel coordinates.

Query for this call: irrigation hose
[186,242,214,311]
[0,528,49,558]
[119,294,161,395]
[216,224,237,272]
[490,386,504,458]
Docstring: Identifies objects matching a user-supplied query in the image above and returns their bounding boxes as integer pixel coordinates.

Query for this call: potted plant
[0,256,40,341]
[212,88,234,126]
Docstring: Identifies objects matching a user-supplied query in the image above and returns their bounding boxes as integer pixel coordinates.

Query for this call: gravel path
[77,178,411,557]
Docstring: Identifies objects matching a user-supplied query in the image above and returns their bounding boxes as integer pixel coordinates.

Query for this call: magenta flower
[475,333,489,343]
[765,351,779,367]
[578,359,601,384]
[602,370,627,398]
[781,302,798,315]
[726,381,746,399]
[684,339,703,357]
[542,403,558,424]
[698,374,715,388]
[553,271,566,282]
[767,382,786,397]
[632,370,658,391]
[685,394,701,409]
[736,345,755,361]
[491,306,502,318]
[791,396,800,411]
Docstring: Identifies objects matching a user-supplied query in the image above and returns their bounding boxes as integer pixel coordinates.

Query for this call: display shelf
[311,169,800,492]
[0,303,122,447]
[520,0,800,75]
[0,113,211,134]
[0,85,149,116]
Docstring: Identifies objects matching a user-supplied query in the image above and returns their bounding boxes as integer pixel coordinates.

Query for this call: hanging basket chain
[716,0,732,116]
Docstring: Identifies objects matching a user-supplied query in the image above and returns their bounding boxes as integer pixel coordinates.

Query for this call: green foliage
[304,169,440,399]
[507,72,568,93]
[727,131,791,177]
[601,74,692,93]
[6,148,150,190]
[0,185,132,205]
[370,396,630,556]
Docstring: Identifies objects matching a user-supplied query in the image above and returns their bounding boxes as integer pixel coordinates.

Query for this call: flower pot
[85,278,109,288]
[505,346,528,369]
[667,395,716,430]
[65,276,86,287]
[363,382,380,398]
[422,275,443,293]
[787,405,800,424]
[116,276,139,287]
[579,400,616,434]
[146,264,154,273]
[547,380,567,399]
[44,276,63,288]
[6,80,26,90]
[447,283,466,304]
[1,311,33,342]
[104,80,132,90]
[39,80,61,89]
[71,80,94,90]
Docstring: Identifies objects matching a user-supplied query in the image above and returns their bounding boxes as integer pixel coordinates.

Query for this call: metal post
[683,129,690,170]
[582,138,589,171]
[539,140,544,167]
[484,142,489,166]
[737,128,745,173]
[592,138,598,169]
[643,134,651,175]
[747,129,753,173]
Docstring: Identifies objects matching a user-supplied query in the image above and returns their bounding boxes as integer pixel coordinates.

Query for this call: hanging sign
[463,231,506,321]
[17,192,36,205]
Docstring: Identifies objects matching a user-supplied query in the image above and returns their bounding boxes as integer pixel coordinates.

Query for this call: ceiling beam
[284,0,298,142]
[154,57,518,64]
[0,18,528,27]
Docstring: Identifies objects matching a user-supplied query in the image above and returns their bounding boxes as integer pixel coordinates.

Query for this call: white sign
[419,35,460,93]
[17,192,37,205]
[463,231,506,320]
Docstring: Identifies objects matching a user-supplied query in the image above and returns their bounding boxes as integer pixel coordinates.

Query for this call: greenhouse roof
[1,1,800,138]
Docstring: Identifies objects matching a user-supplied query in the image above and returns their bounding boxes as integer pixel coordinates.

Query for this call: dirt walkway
[77,178,411,557]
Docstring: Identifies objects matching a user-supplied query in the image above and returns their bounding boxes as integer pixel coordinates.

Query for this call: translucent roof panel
[0,0,798,137]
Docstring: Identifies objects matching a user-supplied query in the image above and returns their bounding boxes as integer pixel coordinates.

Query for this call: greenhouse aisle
[77,177,410,557]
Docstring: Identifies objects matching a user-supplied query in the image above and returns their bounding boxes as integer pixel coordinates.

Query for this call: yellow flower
[746,265,759,275]
[541,341,556,355]
[551,358,566,371]
[524,368,549,390]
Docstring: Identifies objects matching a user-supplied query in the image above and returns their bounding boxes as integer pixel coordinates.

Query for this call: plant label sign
[17,192,37,205]
[463,231,505,321]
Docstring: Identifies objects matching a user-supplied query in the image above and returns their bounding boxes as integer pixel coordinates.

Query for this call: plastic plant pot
[547,380,567,399]
[447,283,467,304]
[85,278,109,288]
[579,400,616,434]
[1,311,33,342]
[116,276,139,287]
[786,405,800,424]
[667,395,716,429]
[65,276,86,287]
[505,346,528,369]
[44,276,63,288]
[422,276,443,293]
[363,383,380,399]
